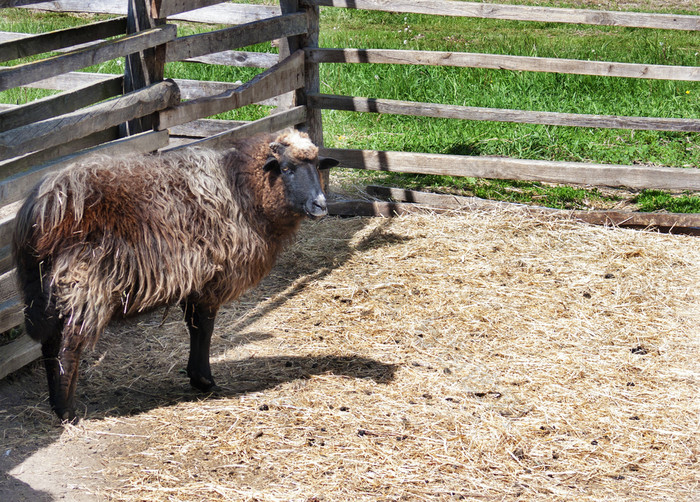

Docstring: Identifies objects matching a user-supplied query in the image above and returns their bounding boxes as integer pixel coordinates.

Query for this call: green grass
[1,3,698,212]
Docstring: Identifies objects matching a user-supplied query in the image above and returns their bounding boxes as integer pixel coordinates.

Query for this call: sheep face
[264,137,339,220]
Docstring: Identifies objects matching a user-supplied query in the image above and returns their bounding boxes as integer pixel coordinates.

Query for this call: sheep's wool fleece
[24,146,286,343]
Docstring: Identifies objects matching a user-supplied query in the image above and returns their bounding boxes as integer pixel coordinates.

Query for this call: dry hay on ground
[1,208,698,501]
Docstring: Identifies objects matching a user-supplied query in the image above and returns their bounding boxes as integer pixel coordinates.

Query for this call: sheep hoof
[189,374,218,393]
[58,409,78,424]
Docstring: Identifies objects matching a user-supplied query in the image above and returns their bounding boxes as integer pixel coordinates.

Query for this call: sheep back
[13,140,300,345]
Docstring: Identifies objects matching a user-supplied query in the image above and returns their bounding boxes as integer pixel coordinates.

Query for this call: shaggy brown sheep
[13,129,338,421]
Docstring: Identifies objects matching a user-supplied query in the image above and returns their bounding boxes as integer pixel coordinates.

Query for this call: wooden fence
[0,0,699,379]
[0,0,318,378]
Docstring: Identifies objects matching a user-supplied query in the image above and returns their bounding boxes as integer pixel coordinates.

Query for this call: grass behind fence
[0,3,698,211]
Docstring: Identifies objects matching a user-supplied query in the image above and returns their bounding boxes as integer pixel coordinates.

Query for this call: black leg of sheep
[182,300,219,392]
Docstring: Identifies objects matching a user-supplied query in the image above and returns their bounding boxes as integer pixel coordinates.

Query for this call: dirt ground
[1,207,698,501]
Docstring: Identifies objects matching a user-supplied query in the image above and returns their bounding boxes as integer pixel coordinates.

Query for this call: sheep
[12,128,338,422]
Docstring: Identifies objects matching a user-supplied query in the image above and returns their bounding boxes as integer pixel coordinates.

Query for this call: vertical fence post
[121,0,166,137]
[278,0,326,184]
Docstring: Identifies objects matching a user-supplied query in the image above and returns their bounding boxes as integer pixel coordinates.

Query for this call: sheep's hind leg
[182,301,219,392]
[44,326,86,422]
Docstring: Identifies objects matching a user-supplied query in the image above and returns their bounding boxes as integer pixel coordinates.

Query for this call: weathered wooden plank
[7,69,116,91]
[169,118,247,138]
[0,18,126,63]
[0,244,12,275]
[168,105,306,151]
[0,24,176,92]
[0,0,47,7]
[0,77,123,132]
[0,80,179,161]
[0,31,109,55]
[307,49,700,82]
[304,0,700,31]
[364,186,700,234]
[181,50,278,68]
[173,78,277,105]
[0,127,120,180]
[322,148,700,191]
[122,0,167,136]
[0,129,169,208]
[0,269,17,305]
[0,201,21,254]
[159,50,304,129]
[165,13,307,63]
[4,69,280,105]
[309,94,700,133]
[24,1,281,24]
[151,0,227,19]
[328,195,700,235]
[0,332,41,381]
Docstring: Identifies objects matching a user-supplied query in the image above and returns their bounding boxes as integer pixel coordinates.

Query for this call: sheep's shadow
[0,215,411,499]
[78,353,397,419]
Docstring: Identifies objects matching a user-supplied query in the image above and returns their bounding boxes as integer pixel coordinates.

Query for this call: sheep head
[263,130,339,220]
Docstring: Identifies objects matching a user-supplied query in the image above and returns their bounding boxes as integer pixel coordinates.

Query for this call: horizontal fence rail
[309,94,700,133]
[0,24,176,91]
[322,148,700,192]
[0,17,127,62]
[303,0,700,31]
[159,49,304,129]
[166,12,307,62]
[0,79,179,162]
[0,76,123,131]
[21,1,282,25]
[167,105,307,151]
[0,128,121,179]
[308,48,700,82]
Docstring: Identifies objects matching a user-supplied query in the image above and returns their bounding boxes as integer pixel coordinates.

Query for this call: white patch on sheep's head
[263,129,338,220]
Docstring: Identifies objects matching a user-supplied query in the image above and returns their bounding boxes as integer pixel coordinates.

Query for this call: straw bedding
[2,208,698,501]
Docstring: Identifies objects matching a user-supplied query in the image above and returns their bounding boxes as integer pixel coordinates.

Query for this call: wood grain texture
[169,118,247,138]
[0,24,176,91]
[0,80,178,161]
[180,50,278,68]
[0,77,123,132]
[322,148,700,191]
[165,12,307,63]
[122,0,167,136]
[23,1,280,24]
[2,69,280,105]
[303,0,700,31]
[309,94,700,132]
[159,50,304,129]
[0,0,47,7]
[366,185,700,230]
[308,48,700,82]
[0,331,41,381]
[168,106,306,151]
[0,128,120,180]
[0,17,126,63]
[329,193,700,235]
[151,0,227,19]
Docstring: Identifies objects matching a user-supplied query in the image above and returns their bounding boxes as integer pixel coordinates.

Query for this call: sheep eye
[281,164,294,174]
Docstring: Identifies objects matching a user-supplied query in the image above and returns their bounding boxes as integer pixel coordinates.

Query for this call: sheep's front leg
[182,301,218,392]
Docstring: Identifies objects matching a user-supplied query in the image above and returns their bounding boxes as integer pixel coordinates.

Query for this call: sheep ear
[269,141,284,155]
[263,156,280,172]
[319,157,340,170]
